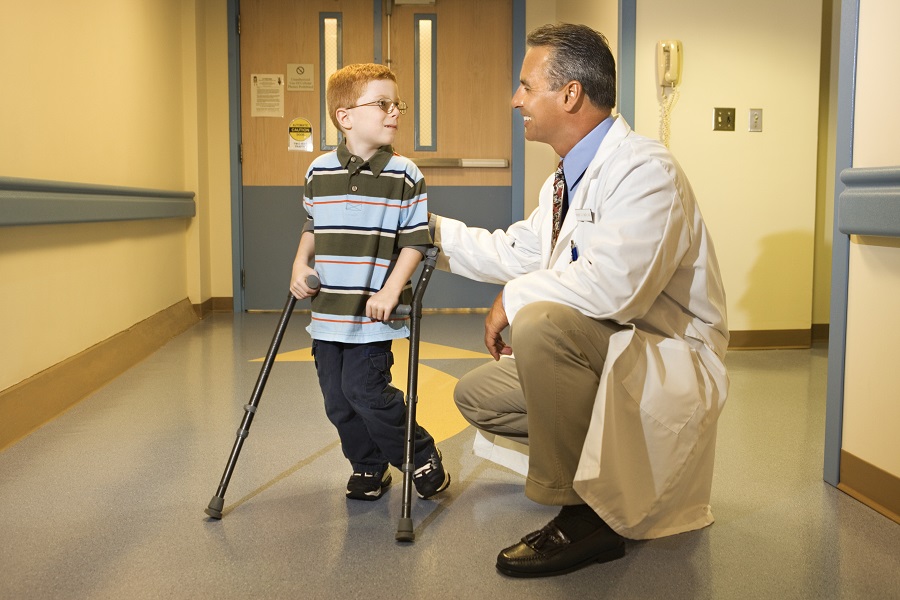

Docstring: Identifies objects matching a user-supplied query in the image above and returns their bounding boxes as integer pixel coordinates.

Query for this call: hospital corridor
[3,0,900,597]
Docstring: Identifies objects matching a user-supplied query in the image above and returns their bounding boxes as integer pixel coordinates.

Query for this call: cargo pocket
[365,347,396,407]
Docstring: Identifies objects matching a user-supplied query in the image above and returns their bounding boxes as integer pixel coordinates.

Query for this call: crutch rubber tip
[205,496,225,519]
[395,518,415,542]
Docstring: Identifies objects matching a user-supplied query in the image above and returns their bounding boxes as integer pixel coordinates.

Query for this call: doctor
[431,24,729,578]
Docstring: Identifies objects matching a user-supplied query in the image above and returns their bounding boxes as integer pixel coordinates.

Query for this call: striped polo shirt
[304,142,432,343]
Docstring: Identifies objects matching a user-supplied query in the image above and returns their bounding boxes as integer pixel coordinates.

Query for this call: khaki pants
[455,301,623,505]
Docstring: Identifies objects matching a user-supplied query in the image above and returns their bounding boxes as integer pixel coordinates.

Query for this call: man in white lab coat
[431,24,729,577]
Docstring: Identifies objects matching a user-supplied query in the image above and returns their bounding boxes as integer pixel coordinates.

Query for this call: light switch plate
[749,108,763,132]
[713,108,735,131]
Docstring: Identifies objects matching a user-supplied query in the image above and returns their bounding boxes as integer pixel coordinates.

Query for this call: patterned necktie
[550,160,566,253]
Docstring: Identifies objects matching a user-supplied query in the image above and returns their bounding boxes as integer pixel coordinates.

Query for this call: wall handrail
[838,166,900,238]
[0,176,196,227]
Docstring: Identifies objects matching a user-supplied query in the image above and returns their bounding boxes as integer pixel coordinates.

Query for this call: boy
[289,63,450,502]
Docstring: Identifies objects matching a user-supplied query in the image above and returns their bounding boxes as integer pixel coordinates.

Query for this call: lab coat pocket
[621,337,702,434]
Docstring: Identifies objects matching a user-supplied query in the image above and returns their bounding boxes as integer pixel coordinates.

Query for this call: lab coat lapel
[549,116,632,267]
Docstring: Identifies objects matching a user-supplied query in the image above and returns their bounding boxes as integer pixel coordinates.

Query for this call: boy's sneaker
[413,448,451,499]
[346,470,392,501]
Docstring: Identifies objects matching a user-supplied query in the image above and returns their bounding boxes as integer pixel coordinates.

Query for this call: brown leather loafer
[496,519,625,578]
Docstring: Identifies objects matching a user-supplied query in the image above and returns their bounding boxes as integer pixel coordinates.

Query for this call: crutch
[395,246,440,542]
[205,274,319,519]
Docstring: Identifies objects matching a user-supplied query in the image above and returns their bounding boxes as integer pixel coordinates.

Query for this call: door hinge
[241,269,246,290]
[239,143,243,164]
[236,14,241,35]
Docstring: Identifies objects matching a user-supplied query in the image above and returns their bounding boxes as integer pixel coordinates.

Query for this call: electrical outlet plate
[749,108,763,132]
[713,107,735,131]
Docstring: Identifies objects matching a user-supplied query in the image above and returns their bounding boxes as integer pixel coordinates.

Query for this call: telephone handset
[657,40,683,87]
[656,40,682,147]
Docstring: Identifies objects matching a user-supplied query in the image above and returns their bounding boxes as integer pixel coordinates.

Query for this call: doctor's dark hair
[526,23,616,110]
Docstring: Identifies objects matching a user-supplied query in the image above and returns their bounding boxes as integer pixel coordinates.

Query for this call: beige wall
[0,0,232,392]
[813,0,841,326]
[1,1,186,188]
[634,0,823,333]
[183,0,235,302]
[843,0,900,478]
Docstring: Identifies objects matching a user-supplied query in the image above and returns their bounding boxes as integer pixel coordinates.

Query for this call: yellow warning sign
[288,117,313,151]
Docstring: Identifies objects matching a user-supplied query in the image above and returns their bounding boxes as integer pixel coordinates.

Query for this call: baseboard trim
[838,449,900,525]
[728,329,812,349]
[811,323,830,344]
[192,297,234,318]
[193,298,214,318]
[212,297,233,312]
[0,299,200,451]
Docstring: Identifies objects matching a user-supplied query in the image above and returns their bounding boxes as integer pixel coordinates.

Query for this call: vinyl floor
[1,312,898,599]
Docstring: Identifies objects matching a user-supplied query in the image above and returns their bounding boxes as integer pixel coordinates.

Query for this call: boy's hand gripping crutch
[205,274,319,519]
[395,246,440,542]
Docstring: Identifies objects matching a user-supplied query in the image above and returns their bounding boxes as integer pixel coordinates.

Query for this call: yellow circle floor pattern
[254,339,491,443]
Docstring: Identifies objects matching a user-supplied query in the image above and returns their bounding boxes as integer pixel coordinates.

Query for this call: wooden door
[385,0,511,187]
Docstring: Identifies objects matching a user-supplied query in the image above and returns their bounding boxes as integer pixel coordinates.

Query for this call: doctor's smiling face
[512,45,569,154]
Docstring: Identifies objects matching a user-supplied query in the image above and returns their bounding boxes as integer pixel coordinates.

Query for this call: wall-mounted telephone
[657,40,683,87]
[657,40,682,148]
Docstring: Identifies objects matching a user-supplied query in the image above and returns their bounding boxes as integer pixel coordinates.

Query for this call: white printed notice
[251,74,284,118]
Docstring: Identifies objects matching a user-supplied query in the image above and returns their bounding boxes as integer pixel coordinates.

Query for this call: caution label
[288,117,313,152]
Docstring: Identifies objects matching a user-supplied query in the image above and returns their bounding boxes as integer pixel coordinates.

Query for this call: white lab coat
[435,116,729,539]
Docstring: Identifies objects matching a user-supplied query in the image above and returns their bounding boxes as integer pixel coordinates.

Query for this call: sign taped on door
[288,117,313,152]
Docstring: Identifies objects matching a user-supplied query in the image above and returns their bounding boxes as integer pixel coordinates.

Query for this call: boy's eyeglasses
[347,99,408,115]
